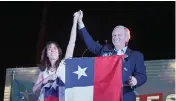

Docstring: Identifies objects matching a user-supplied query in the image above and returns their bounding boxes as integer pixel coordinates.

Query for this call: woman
[32,11,79,101]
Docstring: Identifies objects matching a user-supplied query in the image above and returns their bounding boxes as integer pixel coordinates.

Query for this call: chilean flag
[43,77,65,101]
[65,55,123,101]
[44,86,60,101]
[43,73,65,101]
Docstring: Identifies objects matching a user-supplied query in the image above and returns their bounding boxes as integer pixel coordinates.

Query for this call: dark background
[0,1,175,100]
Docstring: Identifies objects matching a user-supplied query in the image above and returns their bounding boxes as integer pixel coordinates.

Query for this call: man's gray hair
[113,25,131,42]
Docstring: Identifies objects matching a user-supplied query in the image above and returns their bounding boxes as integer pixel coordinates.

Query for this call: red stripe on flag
[44,96,60,101]
[94,55,123,101]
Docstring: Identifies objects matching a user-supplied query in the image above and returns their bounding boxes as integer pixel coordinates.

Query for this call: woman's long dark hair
[39,41,62,71]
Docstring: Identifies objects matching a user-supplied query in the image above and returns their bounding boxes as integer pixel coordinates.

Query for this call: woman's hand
[43,74,57,84]
[73,11,80,22]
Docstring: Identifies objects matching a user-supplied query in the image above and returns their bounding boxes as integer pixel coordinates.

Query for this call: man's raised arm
[77,10,102,56]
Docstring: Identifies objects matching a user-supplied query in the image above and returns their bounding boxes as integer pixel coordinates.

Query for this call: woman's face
[46,43,59,61]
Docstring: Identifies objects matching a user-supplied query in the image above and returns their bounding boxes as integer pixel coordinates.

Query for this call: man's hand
[129,76,137,86]
[78,10,83,24]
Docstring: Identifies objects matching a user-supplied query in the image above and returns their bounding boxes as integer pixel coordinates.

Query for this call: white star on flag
[20,88,32,100]
[73,65,88,80]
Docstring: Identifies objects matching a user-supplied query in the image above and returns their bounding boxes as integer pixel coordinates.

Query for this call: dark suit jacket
[79,27,147,101]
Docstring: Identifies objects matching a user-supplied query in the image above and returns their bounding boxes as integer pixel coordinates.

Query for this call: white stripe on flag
[65,86,93,101]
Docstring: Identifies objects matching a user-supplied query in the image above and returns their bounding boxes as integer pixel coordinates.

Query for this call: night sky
[0,1,175,99]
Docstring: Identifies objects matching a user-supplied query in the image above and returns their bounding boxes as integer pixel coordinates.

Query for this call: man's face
[112,27,128,48]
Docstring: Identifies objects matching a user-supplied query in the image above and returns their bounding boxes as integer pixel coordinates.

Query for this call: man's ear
[125,34,129,43]
[124,27,130,43]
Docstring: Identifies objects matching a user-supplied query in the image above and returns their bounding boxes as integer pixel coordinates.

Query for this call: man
[77,10,147,101]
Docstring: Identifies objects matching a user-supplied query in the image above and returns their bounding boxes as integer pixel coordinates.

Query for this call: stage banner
[135,59,175,101]
[4,67,40,101]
